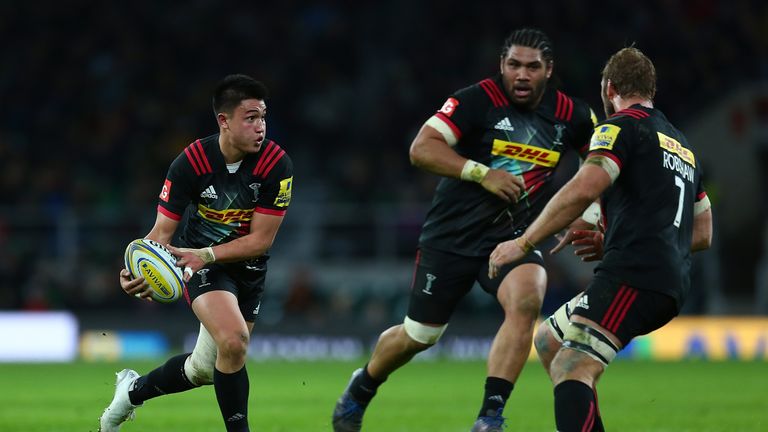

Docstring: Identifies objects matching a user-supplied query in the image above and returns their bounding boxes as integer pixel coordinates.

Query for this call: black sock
[477,377,514,418]
[554,380,598,432]
[214,366,250,432]
[349,364,385,405]
[129,353,196,405]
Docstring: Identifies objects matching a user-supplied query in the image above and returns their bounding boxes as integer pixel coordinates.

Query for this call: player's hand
[550,230,604,261]
[119,269,153,301]
[167,245,214,282]
[488,238,527,279]
[480,169,524,203]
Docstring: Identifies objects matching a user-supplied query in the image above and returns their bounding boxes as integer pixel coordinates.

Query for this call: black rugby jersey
[419,76,596,256]
[157,134,293,257]
[587,105,706,306]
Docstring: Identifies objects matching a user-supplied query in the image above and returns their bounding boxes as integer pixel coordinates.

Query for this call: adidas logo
[200,185,218,199]
[494,117,515,131]
[227,413,246,422]
[576,294,590,310]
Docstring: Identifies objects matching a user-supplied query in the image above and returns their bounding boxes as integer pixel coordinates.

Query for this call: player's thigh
[477,250,546,309]
[186,263,265,324]
[572,276,677,347]
[188,265,250,338]
[405,247,483,324]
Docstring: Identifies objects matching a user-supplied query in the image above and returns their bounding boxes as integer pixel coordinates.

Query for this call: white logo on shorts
[576,295,590,310]
[423,273,437,295]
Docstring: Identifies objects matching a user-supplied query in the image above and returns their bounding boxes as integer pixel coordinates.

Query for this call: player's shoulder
[604,106,654,126]
[173,134,219,176]
[453,76,510,108]
[251,139,292,180]
[540,87,595,126]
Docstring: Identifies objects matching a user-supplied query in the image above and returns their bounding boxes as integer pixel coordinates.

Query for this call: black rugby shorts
[184,262,266,322]
[406,246,543,324]
[571,275,678,347]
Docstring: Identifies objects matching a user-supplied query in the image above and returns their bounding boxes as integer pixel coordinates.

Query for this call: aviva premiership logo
[274,177,293,207]
[491,139,560,167]
[589,124,621,151]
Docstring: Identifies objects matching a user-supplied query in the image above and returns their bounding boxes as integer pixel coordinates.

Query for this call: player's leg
[193,290,253,432]
[534,294,582,374]
[550,279,677,431]
[469,253,545,430]
[332,247,478,432]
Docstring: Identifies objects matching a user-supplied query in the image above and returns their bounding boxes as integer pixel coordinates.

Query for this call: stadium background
[0,2,766,428]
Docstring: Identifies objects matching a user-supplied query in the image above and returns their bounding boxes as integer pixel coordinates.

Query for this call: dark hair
[212,74,269,115]
[500,28,554,64]
[602,47,656,100]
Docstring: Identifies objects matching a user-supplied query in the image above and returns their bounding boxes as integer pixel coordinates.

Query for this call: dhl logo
[491,139,560,167]
[657,132,695,167]
[197,205,253,224]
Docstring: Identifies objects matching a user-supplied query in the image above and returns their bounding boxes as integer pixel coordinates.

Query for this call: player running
[99,74,293,432]
[332,28,596,432]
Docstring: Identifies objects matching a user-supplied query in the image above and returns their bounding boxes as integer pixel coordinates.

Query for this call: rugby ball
[124,239,184,303]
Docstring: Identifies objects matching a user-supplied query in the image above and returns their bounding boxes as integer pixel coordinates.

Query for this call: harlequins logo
[249,183,261,202]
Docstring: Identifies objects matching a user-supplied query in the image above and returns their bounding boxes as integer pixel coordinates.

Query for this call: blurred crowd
[0,1,766,322]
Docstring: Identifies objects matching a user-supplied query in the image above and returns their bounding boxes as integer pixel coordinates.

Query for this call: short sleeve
[430,84,492,144]
[586,120,630,173]
[254,154,293,216]
[157,152,196,221]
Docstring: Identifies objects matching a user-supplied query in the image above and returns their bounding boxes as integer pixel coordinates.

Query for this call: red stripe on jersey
[194,139,213,173]
[255,207,287,216]
[434,112,463,140]
[555,91,574,121]
[622,108,649,118]
[184,147,203,176]
[257,143,282,177]
[262,149,286,177]
[555,91,564,119]
[189,141,209,174]
[253,141,277,176]
[588,151,623,171]
[483,79,509,107]
[479,80,502,107]
[565,96,573,121]
[601,285,629,329]
[609,289,638,333]
[157,205,182,221]
[612,108,649,119]
[697,191,707,201]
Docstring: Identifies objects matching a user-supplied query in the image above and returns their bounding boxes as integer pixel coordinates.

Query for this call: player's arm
[691,197,713,252]
[409,122,523,202]
[489,160,612,277]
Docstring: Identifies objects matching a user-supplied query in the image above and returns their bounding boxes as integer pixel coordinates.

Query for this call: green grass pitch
[0,360,764,431]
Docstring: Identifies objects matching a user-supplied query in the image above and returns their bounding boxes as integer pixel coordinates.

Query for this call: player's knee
[551,322,616,385]
[217,331,249,361]
[403,316,448,346]
[534,322,558,365]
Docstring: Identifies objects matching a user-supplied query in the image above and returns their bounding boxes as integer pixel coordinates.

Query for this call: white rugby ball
[124,239,184,303]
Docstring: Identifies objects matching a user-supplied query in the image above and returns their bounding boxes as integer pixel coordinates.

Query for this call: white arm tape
[694,194,711,216]
[425,116,459,146]
[581,202,601,226]
[460,159,490,183]
[586,155,620,183]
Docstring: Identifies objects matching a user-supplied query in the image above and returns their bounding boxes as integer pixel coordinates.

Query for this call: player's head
[601,47,656,116]
[499,28,554,110]
[213,74,269,155]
